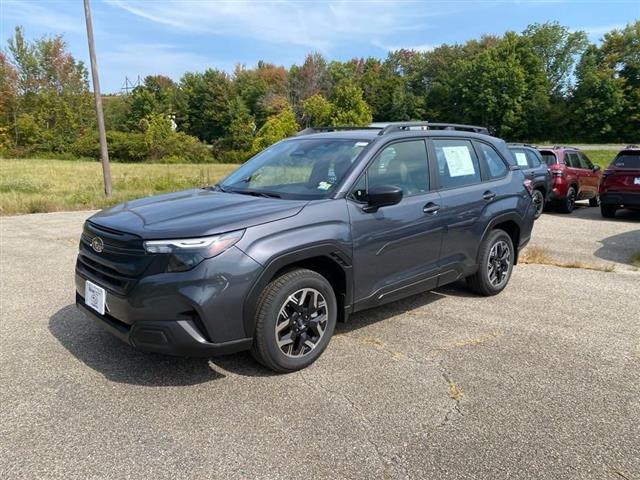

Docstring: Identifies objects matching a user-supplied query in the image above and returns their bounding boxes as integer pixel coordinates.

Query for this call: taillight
[550,169,565,177]
[523,179,534,195]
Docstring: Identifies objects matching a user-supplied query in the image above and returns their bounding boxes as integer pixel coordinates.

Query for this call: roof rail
[507,142,537,148]
[296,126,382,136]
[553,145,580,150]
[377,122,489,136]
[625,144,639,149]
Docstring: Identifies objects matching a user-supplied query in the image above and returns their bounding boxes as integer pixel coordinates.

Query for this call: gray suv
[76,122,536,372]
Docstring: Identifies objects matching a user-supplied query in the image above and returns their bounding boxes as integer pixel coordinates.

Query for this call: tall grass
[0,158,236,215]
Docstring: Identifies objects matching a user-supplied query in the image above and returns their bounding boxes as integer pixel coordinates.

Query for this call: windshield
[219,138,369,200]
[613,152,640,169]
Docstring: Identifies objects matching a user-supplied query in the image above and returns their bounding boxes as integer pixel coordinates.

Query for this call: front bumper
[75,245,263,357]
[600,191,640,208]
[76,295,252,356]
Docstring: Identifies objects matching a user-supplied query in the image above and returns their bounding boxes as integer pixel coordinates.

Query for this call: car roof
[290,129,503,142]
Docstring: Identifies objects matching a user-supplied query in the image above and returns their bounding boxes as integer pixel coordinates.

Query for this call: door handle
[423,202,440,214]
[482,191,496,201]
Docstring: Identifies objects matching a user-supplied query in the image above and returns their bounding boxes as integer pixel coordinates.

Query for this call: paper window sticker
[317,181,332,190]
[442,146,476,177]
[515,152,528,166]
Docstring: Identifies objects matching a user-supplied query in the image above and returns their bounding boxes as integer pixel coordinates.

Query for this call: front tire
[557,186,576,214]
[601,204,617,218]
[467,229,515,296]
[251,269,337,372]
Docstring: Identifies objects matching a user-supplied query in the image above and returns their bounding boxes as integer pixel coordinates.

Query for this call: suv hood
[89,188,308,239]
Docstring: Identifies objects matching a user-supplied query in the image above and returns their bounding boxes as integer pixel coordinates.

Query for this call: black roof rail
[553,145,580,150]
[377,122,489,135]
[296,126,382,136]
[625,144,639,149]
[507,142,537,148]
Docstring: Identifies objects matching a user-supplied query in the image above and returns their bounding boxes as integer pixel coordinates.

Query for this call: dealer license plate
[85,280,105,315]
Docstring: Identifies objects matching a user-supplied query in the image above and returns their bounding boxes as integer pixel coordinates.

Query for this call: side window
[479,143,508,179]
[350,140,429,201]
[512,149,529,168]
[579,152,594,169]
[565,152,579,168]
[433,139,482,189]
[525,150,541,168]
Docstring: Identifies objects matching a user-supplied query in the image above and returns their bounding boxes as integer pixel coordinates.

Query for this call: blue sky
[1,0,638,93]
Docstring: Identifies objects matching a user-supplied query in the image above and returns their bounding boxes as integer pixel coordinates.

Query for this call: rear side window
[433,139,482,189]
[525,150,542,167]
[511,149,529,167]
[478,143,508,179]
[613,152,640,168]
[540,151,557,165]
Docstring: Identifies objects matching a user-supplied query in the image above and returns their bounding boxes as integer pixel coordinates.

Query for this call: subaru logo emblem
[91,237,104,253]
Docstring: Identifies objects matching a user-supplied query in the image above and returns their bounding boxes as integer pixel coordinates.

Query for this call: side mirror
[592,165,601,172]
[362,184,403,213]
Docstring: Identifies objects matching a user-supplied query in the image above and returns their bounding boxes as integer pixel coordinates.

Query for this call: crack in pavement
[297,369,393,476]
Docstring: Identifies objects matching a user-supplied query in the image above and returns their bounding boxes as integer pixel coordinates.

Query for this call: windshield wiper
[226,188,281,199]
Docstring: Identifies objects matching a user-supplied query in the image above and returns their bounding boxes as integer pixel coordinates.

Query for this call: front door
[348,139,444,309]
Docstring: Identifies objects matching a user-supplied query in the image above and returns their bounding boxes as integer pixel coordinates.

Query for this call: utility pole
[83,0,112,197]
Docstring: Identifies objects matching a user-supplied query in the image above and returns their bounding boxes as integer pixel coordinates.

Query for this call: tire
[532,189,545,219]
[557,186,576,213]
[250,268,337,372]
[467,229,515,297]
[601,204,617,218]
[588,196,599,207]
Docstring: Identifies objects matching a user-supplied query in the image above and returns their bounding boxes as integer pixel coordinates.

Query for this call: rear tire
[467,229,515,296]
[589,196,599,207]
[251,269,337,373]
[557,186,576,214]
[532,189,545,219]
[601,204,617,218]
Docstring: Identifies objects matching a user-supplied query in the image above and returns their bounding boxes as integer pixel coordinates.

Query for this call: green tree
[523,22,588,96]
[4,26,92,151]
[329,82,372,126]
[252,106,298,150]
[301,93,332,126]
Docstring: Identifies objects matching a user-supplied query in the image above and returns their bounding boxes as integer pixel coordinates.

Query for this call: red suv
[599,145,640,218]
[538,147,602,213]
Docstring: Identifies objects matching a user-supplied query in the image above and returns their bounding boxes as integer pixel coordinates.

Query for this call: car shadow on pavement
[49,305,225,386]
[594,230,640,265]
[51,282,477,383]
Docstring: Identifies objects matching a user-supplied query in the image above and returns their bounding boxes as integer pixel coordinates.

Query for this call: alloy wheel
[487,240,511,288]
[274,288,328,358]
[532,190,544,217]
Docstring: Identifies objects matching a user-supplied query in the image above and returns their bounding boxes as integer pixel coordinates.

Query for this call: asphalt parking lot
[1,205,639,479]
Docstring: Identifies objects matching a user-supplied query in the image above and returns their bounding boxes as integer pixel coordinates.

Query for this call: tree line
[1,21,638,163]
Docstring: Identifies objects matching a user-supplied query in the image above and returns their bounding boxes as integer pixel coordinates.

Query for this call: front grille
[77,221,158,295]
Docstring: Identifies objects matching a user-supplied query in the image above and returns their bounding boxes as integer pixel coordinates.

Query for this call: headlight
[143,230,245,272]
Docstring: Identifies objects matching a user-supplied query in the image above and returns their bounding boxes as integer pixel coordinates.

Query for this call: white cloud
[106,0,454,52]
[1,0,85,34]
[372,39,437,52]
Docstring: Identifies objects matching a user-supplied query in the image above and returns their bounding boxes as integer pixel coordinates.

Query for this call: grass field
[0,149,620,216]
[0,159,236,215]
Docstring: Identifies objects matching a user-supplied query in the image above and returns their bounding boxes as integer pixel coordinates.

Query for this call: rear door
[348,139,444,308]
[429,137,511,283]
